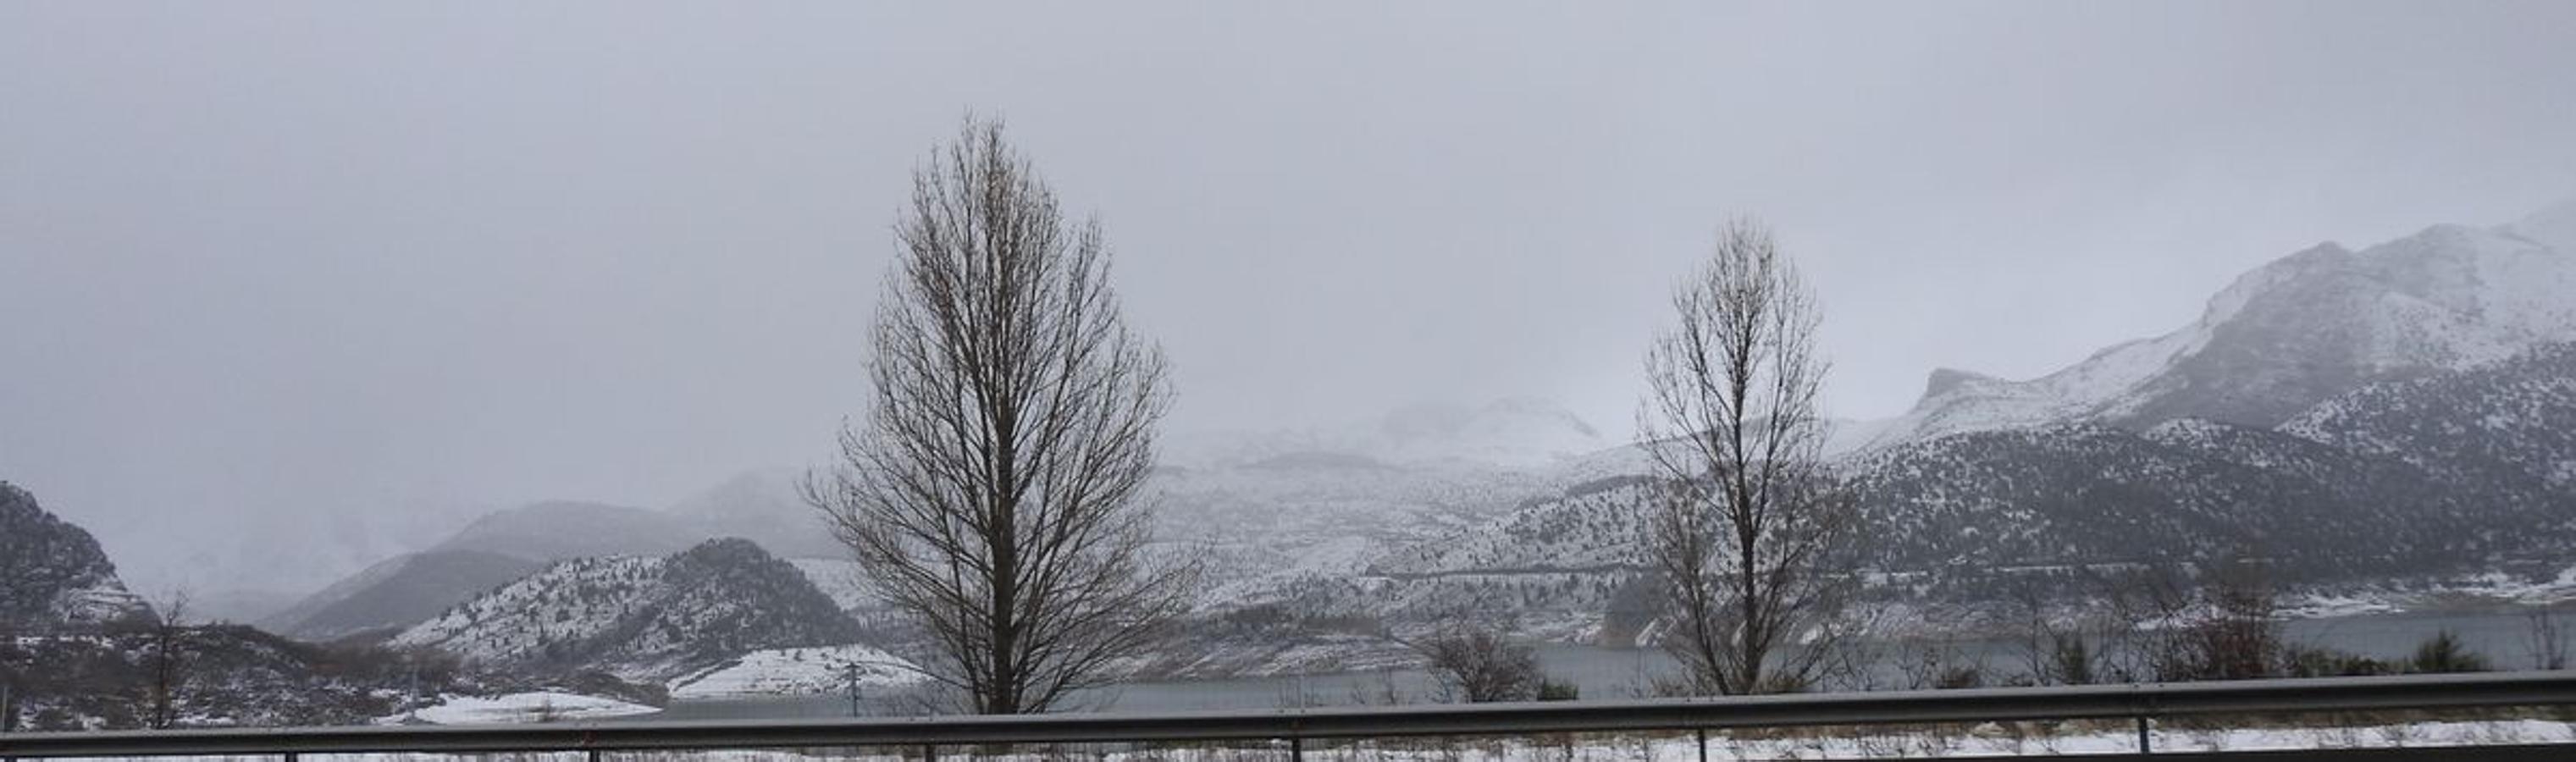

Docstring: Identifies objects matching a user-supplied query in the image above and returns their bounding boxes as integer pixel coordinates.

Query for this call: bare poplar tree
[144,589,189,729]
[1639,219,1858,695]
[806,117,1196,715]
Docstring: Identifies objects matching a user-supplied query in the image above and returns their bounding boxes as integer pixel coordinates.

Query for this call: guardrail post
[2135,714,2151,754]
[920,743,935,761]
[1696,727,1708,762]
[589,748,602,762]
[1289,735,1303,761]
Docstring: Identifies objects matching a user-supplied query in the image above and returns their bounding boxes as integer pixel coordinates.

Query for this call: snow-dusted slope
[666,643,924,698]
[392,538,860,682]
[1848,206,2576,451]
[0,482,154,627]
[2282,340,2576,515]
[262,549,545,641]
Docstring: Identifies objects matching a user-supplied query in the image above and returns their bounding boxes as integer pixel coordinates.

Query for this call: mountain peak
[1849,206,2576,452]
[1920,367,2003,401]
[2507,197,2576,253]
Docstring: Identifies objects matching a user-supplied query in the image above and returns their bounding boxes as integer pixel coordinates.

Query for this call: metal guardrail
[3,671,2575,759]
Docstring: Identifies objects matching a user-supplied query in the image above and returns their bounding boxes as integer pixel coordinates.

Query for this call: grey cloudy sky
[4,1,2573,597]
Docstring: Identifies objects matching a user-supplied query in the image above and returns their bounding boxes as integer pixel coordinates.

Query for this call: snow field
[394,693,661,725]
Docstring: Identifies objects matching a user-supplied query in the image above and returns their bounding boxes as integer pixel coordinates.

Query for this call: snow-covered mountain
[271,480,854,641]
[1219,207,2576,648]
[260,549,546,642]
[1848,203,2576,451]
[391,538,861,683]
[664,469,846,560]
[429,500,706,561]
[1166,397,1611,469]
[0,482,154,627]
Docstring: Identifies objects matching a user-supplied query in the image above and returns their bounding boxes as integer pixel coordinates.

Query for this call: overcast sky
[5,1,2573,598]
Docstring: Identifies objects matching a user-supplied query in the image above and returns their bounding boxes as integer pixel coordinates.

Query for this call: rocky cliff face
[0,482,153,627]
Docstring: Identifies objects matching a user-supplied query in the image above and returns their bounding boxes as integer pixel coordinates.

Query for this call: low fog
[3,2,2573,604]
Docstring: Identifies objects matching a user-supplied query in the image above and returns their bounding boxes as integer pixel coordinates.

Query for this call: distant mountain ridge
[430,500,706,561]
[1849,202,2576,451]
[260,549,545,642]
[1166,397,1611,469]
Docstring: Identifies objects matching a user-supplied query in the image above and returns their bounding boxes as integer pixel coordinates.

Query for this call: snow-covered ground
[66,718,2576,760]
[666,644,927,699]
[393,692,661,725]
[2283,565,2576,619]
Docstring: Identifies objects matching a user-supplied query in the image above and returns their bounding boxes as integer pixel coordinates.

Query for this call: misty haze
[7,1,2576,757]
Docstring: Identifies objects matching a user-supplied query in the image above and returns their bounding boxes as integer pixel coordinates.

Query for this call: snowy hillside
[1845,205,2576,451]
[2282,340,2576,522]
[0,482,154,627]
[391,538,861,682]
[1153,449,1593,605]
[261,549,544,641]
[666,643,924,699]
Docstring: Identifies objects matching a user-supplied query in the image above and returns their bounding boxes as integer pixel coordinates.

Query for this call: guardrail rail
[6,671,2576,760]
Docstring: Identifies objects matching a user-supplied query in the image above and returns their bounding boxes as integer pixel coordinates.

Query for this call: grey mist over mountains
[3,2,2576,611]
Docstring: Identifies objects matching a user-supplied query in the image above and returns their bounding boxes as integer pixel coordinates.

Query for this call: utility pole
[845,663,864,717]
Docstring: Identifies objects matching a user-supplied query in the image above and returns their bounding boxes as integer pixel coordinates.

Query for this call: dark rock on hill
[0,482,154,627]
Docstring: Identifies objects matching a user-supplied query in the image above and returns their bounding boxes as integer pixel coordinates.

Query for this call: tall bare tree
[1639,219,1858,695]
[144,589,189,729]
[807,118,1195,715]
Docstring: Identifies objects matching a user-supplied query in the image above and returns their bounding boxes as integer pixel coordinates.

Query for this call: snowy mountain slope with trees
[259,549,545,642]
[269,476,848,640]
[2280,340,2576,527]
[1846,206,2576,451]
[390,538,862,683]
[1212,207,2576,648]
[1,482,154,627]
